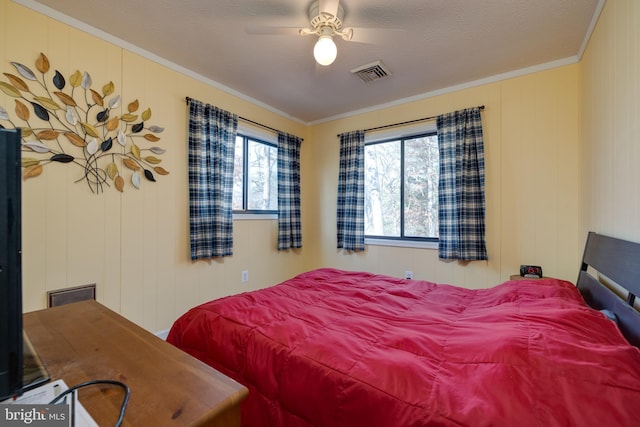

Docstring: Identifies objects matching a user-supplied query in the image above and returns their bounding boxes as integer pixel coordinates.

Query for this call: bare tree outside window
[365,141,400,236]
[404,135,439,238]
[233,134,277,212]
[232,136,244,210]
[364,133,439,240]
[247,140,277,210]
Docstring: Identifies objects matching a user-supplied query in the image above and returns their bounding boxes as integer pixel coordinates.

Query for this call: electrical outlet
[241,270,249,283]
[404,270,413,279]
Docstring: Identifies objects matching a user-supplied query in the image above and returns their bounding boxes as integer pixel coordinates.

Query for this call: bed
[167,232,640,426]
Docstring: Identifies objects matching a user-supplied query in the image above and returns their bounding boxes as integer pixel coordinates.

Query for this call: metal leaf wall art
[0,52,169,193]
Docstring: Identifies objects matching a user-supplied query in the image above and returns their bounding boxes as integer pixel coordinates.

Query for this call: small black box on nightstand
[519,265,543,278]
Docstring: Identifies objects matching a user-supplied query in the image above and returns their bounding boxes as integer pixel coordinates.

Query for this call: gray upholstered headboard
[577,232,640,347]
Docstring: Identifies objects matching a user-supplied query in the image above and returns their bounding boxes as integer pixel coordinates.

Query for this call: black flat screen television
[0,128,23,401]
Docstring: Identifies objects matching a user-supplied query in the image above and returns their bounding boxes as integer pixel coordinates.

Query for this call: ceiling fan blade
[346,27,406,44]
[245,24,305,36]
[318,0,340,18]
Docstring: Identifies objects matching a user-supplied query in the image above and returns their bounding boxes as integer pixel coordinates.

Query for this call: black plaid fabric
[337,130,365,251]
[187,99,237,260]
[277,132,303,250]
[436,107,487,261]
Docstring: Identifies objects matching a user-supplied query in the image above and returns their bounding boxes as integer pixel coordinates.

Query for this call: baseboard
[155,329,170,340]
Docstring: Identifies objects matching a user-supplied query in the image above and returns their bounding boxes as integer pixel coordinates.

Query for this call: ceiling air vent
[350,60,391,83]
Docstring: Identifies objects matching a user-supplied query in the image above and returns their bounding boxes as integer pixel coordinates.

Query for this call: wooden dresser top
[23,300,248,426]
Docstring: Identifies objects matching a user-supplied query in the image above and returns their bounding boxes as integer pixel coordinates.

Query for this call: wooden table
[23,300,248,426]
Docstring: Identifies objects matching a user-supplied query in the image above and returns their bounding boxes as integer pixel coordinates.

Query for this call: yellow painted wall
[580,0,640,243]
[2,0,586,332]
[306,65,581,288]
[0,0,308,331]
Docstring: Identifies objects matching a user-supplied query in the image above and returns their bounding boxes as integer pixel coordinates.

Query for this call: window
[364,131,439,242]
[233,134,277,214]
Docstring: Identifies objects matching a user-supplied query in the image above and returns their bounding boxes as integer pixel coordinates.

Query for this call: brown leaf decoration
[64,132,86,147]
[3,73,29,91]
[106,116,119,131]
[128,99,139,113]
[123,158,140,171]
[115,175,124,192]
[90,89,104,106]
[121,113,138,122]
[144,133,160,142]
[102,81,114,96]
[37,130,60,140]
[14,100,29,121]
[0,82,21,97]
[80,122,99,138]
[20,128,33,137]
[131,143,141,160]
[69,70,82,87]
[33,96,62,111]
[54,91,77,107]
[23,164,43,180]
[36,53,50,73]
[145,156,161,164]
[153,166,169,175]
[22,158,40,168]
[141,108,151,121]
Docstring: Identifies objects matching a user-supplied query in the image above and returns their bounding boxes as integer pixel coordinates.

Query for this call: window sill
[233,213,277,221]
[365,238,438,250]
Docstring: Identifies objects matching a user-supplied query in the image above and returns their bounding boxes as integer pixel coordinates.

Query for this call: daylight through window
[365,132,439,241]
[233,134,277,213]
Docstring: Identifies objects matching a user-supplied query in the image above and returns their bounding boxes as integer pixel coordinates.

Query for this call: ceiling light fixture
[298,2,352,66]
[314,31,337,66]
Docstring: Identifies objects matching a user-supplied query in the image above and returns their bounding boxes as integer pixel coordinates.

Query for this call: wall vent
[350,60,392,83]
[47,284,96,307]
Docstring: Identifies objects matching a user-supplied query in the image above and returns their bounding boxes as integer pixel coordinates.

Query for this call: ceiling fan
[302,0,351,65]
[247,0,385,66]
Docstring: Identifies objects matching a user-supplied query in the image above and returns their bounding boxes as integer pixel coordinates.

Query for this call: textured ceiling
[20,0,602,123]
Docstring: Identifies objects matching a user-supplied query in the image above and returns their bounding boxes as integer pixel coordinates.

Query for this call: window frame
[363,121,439,249]
[232,127,278,219]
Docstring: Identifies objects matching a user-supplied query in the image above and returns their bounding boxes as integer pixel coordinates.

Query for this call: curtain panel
[436,107,487,261]
[277,132,303,250]
[187,99,238,260]
[336,130,365,251]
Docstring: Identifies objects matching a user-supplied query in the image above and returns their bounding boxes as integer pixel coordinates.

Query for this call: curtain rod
[185,97,303,141]
[338,105,485,137]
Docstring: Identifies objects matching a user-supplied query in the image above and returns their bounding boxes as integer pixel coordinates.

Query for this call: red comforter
[167,268,640,427]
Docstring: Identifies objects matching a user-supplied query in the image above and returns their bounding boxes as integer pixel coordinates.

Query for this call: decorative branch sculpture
[0,52,168,193]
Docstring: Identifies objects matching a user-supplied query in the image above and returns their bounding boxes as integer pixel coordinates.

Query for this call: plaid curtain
[277,132,303,250]
[187,99,238,260]
[436,107,487,260]
[336,130,365,251]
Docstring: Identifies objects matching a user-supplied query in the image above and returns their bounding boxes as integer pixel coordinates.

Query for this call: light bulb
[313,35,337,66]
